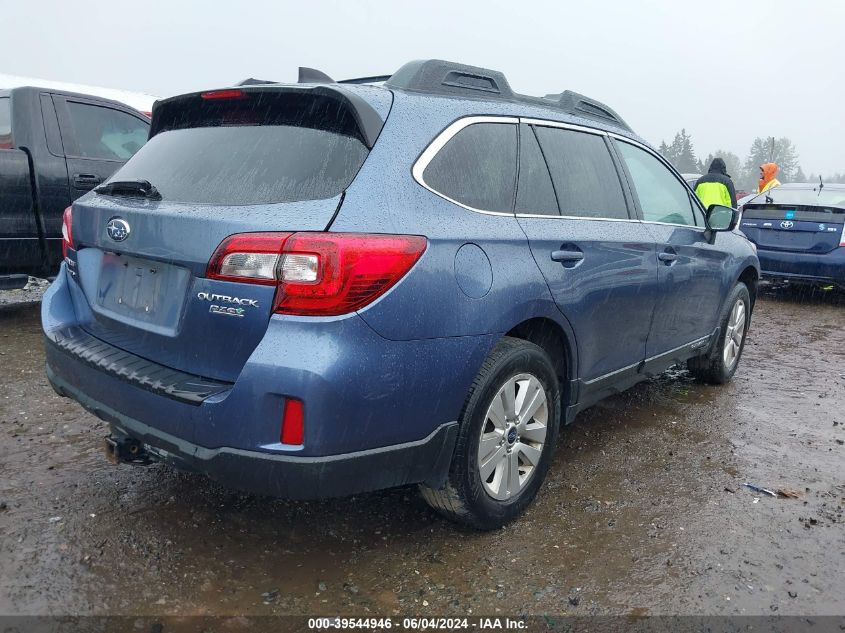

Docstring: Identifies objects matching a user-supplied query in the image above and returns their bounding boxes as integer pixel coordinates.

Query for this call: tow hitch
[103,436,153,466]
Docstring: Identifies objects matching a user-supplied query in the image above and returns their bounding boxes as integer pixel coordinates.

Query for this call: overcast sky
[3,0,843,175]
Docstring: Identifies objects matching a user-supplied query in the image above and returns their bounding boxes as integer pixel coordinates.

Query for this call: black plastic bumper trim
[44,326,232,405]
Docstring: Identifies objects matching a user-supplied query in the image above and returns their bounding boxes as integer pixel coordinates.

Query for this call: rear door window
[0,98,11,149]
[533,126,628,219]
[114,91,370,205]
[422,122,517,213]
[616,141,699,227]
[66,101,149,160]
[516,124,558,215]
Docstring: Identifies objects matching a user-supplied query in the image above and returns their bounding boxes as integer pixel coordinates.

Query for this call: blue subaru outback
[42,60,759,529]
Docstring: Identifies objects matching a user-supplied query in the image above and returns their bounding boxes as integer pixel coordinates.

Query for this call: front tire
[419,337,560,530]
[688,282,751,384]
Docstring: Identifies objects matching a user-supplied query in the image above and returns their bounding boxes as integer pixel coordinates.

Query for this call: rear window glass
[744,188,845,208]
[423,122,517,213]
[533,126,627,219]
[66,102,149,160]
[0,98,11,149]
[111,92,369,205]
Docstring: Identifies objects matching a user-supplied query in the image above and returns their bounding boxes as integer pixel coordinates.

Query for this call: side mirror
[706,204,739,232]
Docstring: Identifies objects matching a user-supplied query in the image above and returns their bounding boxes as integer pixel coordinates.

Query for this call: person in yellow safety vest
[758,162,781,193]
[694,158,737,209]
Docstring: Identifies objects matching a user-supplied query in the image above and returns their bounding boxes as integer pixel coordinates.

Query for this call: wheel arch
[504,316,577,409]
[738,265,759,309]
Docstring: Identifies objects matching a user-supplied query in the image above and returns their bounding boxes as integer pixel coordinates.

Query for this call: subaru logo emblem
[106,218,130,241]
[780,220,794,229]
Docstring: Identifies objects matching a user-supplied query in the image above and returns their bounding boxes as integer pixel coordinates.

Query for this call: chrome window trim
[411,115,520,217]
[519,118,638,223]
[641,220,706,232]
[412,115,706,228]
[517,213,635,223]
[608,133,707,231]
[518,117,608,136]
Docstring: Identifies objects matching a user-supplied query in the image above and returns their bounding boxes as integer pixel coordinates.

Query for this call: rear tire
[419,337,560,530]
[688,282,751,384]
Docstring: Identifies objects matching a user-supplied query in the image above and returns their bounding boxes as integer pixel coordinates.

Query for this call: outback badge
[197,291,259,318]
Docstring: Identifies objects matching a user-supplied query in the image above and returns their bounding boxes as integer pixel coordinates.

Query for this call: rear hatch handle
[95,179,162,200]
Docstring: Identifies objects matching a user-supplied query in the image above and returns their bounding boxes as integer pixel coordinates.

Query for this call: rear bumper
[42,265,493,497]
[46,363,457,498]
[757,246,845,286]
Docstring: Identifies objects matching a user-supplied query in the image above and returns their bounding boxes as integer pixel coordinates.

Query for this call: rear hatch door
[68,85,391,382]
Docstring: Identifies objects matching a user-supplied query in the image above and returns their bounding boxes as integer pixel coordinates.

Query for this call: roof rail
[339,75,392,85]
[384,59,630,132]
[543,90,630,130]
[385,60,514,99]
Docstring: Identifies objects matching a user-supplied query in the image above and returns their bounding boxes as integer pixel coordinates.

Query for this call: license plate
[95,253,190,328]
[103,255,163,315]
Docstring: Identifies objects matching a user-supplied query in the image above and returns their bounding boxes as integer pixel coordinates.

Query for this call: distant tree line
[657,130,845,191]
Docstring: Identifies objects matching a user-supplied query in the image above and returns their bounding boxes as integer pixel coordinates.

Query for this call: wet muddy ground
[0,286,843,618]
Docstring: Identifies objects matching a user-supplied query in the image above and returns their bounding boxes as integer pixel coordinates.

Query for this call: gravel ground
[0,285,843,619]
[0,277,49,307]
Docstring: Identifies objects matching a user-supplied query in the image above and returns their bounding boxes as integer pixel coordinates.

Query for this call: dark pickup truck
[0,86,149,289]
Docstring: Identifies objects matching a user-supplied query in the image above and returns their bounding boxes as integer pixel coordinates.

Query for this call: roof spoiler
[149,84,385,149]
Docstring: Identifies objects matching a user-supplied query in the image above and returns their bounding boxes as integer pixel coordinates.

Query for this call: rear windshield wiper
[95,179,162,200]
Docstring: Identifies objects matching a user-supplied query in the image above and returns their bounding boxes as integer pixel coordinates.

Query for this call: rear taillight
[61,206,73,257]
[840,223,845,247]
[207,232,427,316]
[207,232,292,285]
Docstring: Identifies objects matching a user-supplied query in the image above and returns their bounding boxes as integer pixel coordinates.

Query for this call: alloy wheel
[477,373,549,501]
[723,298,746,369]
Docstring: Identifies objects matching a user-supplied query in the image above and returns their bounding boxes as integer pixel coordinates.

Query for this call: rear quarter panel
[331,93,571,343]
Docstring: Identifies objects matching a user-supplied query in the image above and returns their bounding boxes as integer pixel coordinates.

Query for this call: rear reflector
[207,232,427,316]
[61,206,73,258]
[200,89,245,100]
[281,398,304,445]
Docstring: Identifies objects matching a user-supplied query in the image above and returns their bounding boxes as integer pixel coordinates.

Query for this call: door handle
[73,174,101,190]
[551,250,584,263]
[658,251,678,264]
